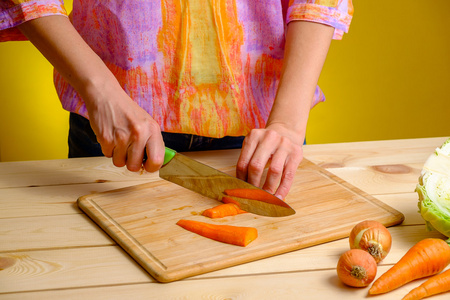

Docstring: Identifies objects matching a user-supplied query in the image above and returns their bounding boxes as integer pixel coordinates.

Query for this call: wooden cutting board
[78,155,404,283]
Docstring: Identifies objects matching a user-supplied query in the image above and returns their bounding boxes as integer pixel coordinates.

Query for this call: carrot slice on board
[222,196,242,206]
[176,219,257,247]
[202,203,247,219]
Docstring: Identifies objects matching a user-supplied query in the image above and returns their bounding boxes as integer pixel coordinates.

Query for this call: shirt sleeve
[286,0,354,40]
[0,0,67,42]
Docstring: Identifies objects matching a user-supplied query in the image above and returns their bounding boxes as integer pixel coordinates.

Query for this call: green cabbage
[416,138,450,240]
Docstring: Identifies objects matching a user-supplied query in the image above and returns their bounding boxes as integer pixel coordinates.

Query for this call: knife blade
[159,147,295,217]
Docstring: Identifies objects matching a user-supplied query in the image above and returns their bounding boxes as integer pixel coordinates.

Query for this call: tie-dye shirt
[0,0,353,138]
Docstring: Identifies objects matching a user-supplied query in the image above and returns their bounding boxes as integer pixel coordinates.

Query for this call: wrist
[265,121,306,146]
[266,95,310,141]
[78,69,123,109]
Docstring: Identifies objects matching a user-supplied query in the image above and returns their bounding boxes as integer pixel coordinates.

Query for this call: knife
[159,147,295,217]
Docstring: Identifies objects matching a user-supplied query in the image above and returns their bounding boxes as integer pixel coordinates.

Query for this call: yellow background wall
[310,1,450,144]
[0,1,449,162]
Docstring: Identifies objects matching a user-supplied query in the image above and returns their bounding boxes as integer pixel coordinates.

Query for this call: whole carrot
[402,268,450,300]
[369,238,450,295]
[202,203,247,219]
[176,219,258,247]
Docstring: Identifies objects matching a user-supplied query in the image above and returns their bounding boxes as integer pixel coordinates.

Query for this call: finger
[236,134,258,181]
[246,140,276,188]
[111,129,128,168]
[95,129,114,158]
[126,141,146,172]
[143,133,165,173]
[102,144,114,158]
[112,146,127,168]
[262,148,288,194]
[274,151,303,199]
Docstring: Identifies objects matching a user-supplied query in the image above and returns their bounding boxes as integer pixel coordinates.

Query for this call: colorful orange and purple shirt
[1,0,353,138]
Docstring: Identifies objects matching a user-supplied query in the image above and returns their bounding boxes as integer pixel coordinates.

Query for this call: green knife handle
[163,147,177,165]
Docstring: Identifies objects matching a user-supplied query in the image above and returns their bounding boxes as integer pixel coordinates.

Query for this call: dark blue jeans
[68,113,245,158]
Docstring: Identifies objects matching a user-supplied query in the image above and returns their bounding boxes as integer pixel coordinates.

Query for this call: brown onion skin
[349,220,392,263]
[337,249,377,287]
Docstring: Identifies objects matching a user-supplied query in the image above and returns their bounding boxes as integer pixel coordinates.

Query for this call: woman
[0,0,353,199]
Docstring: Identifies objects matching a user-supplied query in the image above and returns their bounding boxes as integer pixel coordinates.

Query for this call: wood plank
[374,192,424,226]
[0,270,419,300]
[303,137,448,168]
[0,136,438,194]
[303,139,443,195]
[0,225,446,295]
[0,150,251,189]
[0,157,157,189]
[0,214,114,252]
[3,268,449,300]
[2,263,449,300]
[1,136,443,190]
[0,246,153,294]
[325,164,422,195]
[0,137,445,190]
[0,181,153,219]
[0,269,408,300]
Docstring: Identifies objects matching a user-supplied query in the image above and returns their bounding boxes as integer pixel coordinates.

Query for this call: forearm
[267,21,334,141]
[17,15,165,172]
[17,15,120,109]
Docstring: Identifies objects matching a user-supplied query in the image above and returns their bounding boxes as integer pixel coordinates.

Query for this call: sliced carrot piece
[202,203,247,219]
[176,219,257,247]
[222,196,242,206]
[224,188,290,208]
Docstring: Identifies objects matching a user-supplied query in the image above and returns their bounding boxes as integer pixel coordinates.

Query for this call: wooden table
[1,137,449,299]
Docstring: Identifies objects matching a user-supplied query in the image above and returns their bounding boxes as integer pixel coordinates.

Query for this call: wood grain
[0,157,156,189]
[3,261,449,300]
[78,159,404,282]
[0,214,114,252]
[0,246,153,294]
[326,164,422,195]
[374,192,425,225]
[303,137,448,168]
[0,181,153,219]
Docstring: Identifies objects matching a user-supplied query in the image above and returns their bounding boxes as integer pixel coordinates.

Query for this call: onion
[337,249,377,287]
[349,220,392,263]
